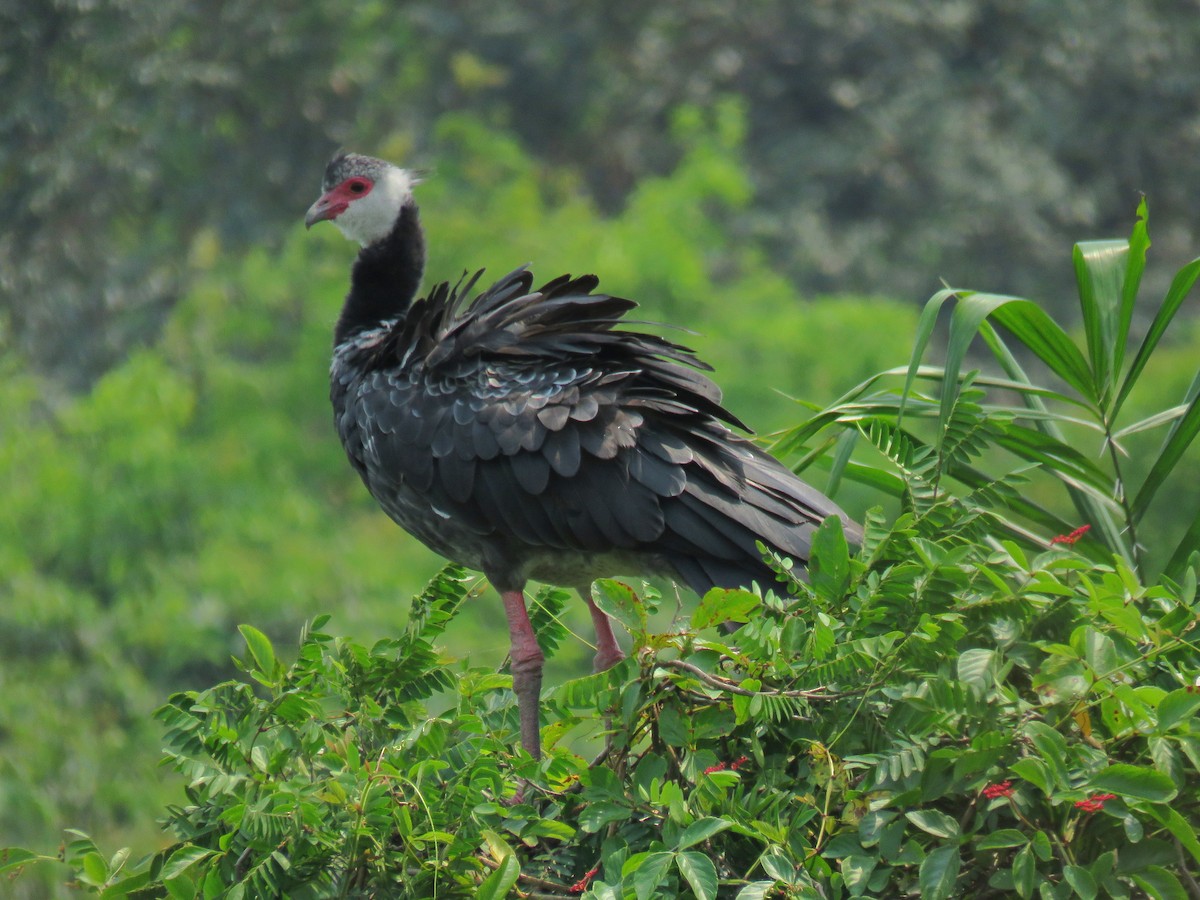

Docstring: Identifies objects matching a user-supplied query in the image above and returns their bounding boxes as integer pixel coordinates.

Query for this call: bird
[306,152,861,762]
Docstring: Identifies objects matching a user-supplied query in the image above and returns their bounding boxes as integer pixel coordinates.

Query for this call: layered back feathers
[332,264,858,596]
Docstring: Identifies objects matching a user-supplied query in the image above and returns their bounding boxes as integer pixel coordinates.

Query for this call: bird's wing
[349,269,854,592]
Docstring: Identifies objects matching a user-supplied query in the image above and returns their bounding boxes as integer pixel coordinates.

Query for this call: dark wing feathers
[628,447,687,497]
[437,451,476,504]
[542,426,582,478]
[509,450,551,494]
[344,267,856,594]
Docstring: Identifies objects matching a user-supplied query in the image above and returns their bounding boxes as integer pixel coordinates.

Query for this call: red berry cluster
[981,780,1014,799]
[568,866,600,893]
[1074,793,1117,813]
[1050,524,1091,545]
[703,755,750,775]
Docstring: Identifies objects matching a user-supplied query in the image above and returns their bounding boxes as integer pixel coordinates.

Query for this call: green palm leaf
[1074,238,1129,406]
[1131,378,1200,524]
[1112,255,1200,419]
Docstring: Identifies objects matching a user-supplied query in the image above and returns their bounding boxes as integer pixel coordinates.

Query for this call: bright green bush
[5,515,1198,897]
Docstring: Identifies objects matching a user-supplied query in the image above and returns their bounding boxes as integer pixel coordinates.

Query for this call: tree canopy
[5,0,1200,386]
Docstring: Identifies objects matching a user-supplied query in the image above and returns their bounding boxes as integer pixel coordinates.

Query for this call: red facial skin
[304,177,374,227]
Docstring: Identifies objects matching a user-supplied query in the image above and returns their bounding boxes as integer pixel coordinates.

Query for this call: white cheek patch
[334,167,416,247]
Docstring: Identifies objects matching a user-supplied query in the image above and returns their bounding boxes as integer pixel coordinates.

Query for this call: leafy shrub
[5,524,1199,897]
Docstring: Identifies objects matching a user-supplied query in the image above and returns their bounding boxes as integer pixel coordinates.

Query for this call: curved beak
[305,191,345,229]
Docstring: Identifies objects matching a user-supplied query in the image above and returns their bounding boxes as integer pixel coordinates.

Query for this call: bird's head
[305,153,419,247]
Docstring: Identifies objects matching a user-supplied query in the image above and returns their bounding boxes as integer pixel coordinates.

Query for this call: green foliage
[778,199,1200,580]
[7,505,1200,897]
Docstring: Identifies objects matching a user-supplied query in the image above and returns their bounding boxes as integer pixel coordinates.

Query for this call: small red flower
[1074,792,1116,813]
[569,867,600,893]
[1051,524,1091,545]
[982,780,1014,799]
[703,755,750,776]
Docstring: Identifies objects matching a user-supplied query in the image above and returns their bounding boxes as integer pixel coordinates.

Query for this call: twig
[589,742,615,769]
[1177,838,1200,900]
[656,657,861,700]
[478,855,573,894]
[957,794,978,834]
[234,847,253,881]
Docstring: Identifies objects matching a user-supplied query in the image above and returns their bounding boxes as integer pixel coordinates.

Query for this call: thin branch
[1176,838,1200,900]
[656,657,862,700]
[1103,422,1143,575]
[478,855,573,894]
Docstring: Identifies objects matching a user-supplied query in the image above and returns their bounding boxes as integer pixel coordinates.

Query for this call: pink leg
[583,590,625,673]
[500,589,546,759]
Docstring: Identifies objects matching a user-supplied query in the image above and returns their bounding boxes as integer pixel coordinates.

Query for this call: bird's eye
[348,180,368,194]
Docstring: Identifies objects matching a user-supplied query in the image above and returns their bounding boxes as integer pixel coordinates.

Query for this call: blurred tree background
[3,1,1200,895]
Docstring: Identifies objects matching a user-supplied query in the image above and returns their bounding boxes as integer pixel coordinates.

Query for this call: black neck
[334,202,426,346]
